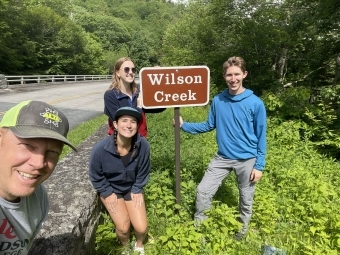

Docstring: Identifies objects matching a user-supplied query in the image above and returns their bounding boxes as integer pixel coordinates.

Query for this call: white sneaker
[133,242,145,255]
[121,244,132,255]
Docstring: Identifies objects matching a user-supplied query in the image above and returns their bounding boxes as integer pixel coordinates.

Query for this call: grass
[60,114,107,159]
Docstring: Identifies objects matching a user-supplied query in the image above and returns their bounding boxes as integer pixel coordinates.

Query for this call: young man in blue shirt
[178,56,267,240]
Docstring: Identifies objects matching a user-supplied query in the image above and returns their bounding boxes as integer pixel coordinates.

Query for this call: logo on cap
[40,107,62,127]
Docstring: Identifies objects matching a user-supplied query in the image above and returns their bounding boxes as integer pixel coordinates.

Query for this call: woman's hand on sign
[137,92,143,108]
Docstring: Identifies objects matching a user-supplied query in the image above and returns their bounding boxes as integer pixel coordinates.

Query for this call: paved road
[0,81,111,129]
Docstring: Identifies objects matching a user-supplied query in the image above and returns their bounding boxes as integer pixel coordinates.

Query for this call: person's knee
[196,184,209,194]
[115,224,131,236]
[239,183,255,194]
[116,228,130,236]
[134,224,148,236]
[197,178,221,195]
[196,188,212,200]
[196,191,212,210]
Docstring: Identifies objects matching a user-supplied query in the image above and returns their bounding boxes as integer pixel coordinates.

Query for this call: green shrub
[94,105,340,254]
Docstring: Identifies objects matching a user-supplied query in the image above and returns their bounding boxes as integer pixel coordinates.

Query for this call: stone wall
[28,125,108,255]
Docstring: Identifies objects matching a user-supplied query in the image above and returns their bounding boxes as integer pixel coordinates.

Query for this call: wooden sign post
[140,66,210,204]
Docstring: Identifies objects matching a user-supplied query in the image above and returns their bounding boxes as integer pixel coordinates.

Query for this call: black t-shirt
[121,151,132,167]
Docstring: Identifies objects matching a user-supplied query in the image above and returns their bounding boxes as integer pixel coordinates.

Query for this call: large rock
[28,125,108,255]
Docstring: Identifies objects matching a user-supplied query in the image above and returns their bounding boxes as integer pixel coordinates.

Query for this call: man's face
[0,129,63,202]
[224,66,248,95]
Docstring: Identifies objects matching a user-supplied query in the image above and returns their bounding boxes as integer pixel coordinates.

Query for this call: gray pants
[194,154,256,233]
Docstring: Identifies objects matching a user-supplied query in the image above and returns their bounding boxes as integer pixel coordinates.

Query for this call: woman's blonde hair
[107,57,138,93]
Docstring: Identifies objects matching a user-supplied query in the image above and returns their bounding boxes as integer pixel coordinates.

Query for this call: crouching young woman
[89,106,150,254]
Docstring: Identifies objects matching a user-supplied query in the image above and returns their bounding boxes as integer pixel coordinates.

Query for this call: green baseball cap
[0,100,77,151]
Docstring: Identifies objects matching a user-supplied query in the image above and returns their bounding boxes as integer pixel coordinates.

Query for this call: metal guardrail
[0,74,112,88]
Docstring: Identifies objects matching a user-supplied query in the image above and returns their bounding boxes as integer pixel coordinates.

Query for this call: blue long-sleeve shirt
[182,89,267,170]
[89,134,150,197]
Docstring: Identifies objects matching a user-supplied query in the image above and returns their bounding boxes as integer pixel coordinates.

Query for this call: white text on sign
[154,90,197,102]
[140,66,210,108]
[147,73,203,85]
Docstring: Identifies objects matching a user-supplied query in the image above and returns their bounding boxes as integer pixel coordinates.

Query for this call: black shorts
[116,192,132,201]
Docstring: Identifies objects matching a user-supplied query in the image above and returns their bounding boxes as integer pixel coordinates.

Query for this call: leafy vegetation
[0,0,184,74]
[94,107,340,254]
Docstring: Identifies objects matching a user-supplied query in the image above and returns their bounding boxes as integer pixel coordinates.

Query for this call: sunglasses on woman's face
[121,67,136,74]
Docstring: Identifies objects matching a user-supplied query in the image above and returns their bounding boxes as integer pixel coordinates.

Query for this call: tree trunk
[278,48,288,84]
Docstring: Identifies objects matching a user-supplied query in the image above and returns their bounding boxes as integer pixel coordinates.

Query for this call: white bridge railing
[0,74,112,87]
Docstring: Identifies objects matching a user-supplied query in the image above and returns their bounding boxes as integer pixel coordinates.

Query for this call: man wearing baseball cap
[0,100,77,254]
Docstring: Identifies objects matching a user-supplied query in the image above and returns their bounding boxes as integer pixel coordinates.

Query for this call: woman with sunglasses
[89,107,150,254]
[104,57,165,138]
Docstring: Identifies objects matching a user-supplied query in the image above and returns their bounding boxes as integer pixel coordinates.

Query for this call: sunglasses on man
[121,67,137,74]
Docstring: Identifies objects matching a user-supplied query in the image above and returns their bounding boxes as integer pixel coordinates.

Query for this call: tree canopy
[0,0,184,74]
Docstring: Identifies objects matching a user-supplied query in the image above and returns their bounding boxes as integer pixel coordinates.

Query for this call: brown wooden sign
[139,66,210,108]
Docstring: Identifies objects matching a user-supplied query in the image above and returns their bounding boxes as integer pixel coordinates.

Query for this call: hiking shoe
[133,242,145,255]
[233,232,245,241]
